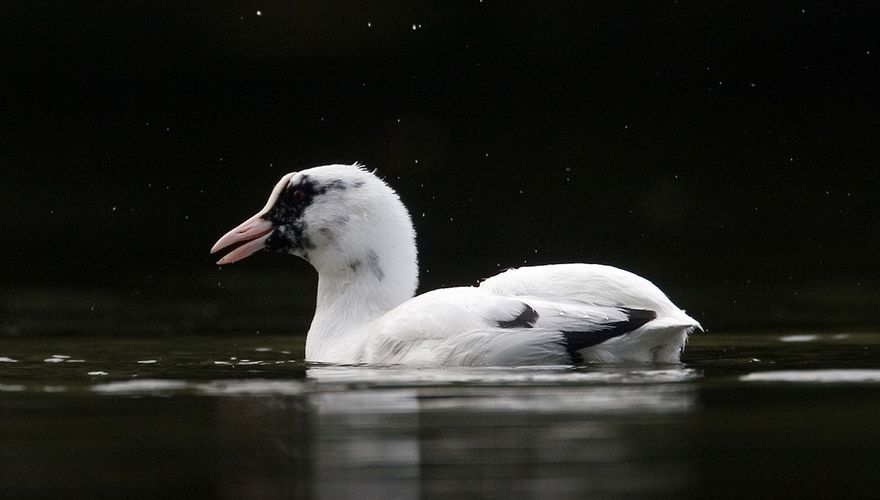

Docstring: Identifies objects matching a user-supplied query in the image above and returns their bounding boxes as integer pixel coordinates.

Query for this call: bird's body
[212,164,700,366]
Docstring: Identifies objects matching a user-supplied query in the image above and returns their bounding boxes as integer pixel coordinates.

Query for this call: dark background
[1,1,878,333]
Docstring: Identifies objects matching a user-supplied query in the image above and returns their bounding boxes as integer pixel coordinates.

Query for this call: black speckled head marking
[261,174,356,257]
[321,179,348,192]
[266,219,316,256]
[346,251,383,279]
[560,307,657,363]
[366,250,385,281]
[497,304,539,329]
[263,175,316,224]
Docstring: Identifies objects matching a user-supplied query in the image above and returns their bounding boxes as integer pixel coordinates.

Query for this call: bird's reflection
[300,365,697,499]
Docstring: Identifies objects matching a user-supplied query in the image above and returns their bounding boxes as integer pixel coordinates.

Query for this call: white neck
[305,263,415,362]
[303,195,418,362]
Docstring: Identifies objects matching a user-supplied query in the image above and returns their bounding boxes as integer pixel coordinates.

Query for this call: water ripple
[741,369,880,383]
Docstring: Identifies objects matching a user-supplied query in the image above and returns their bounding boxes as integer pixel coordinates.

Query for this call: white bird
[211,163,701,365]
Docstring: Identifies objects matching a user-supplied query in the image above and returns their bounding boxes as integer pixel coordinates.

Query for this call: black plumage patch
[265,220,315,255]
[263,177,315,224]
[261,175,355,256]
[321,179,348,192]
[497,304,539,329]
[366,250,385,281]
[561,307,657,362]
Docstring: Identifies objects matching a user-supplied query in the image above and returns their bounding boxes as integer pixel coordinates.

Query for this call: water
[1,332,879,499]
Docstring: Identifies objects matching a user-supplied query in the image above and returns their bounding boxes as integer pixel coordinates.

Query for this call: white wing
[480,264,702,362]
[362,287,661,366]
[479,264,699,325]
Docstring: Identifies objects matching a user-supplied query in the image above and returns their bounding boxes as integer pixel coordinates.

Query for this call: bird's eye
[293,190,306,203]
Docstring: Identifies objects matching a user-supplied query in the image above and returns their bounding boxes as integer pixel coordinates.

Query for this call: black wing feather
[497,304,539,329]
[561,307,656,362]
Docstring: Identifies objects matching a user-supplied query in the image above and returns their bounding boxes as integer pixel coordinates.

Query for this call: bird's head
[211,163,417,279]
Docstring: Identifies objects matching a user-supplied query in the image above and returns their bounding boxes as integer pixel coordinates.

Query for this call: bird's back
[356,264,700,365]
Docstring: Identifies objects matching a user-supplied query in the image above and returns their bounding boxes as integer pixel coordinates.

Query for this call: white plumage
[211,163,701,365]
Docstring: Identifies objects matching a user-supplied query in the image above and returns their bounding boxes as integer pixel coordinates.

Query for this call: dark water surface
[1,331,879,499]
